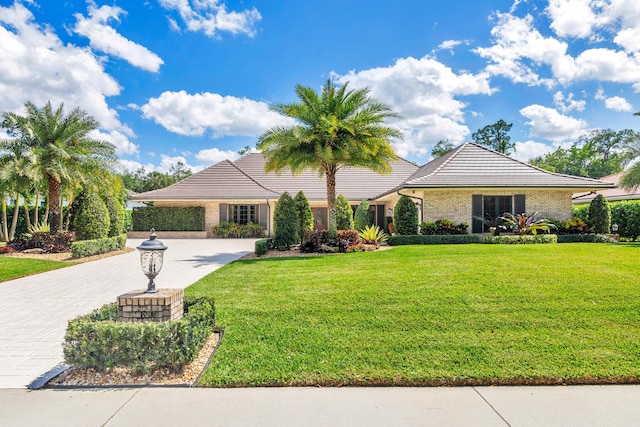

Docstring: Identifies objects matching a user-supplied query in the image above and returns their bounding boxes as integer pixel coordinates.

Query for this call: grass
[0,257,73,282]
[186,243,640,387]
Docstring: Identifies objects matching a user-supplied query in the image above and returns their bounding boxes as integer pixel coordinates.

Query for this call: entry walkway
[0,238,256,389]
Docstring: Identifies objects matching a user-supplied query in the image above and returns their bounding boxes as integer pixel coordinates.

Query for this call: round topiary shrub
[71,192,110,241]
[336,194,354,230]
[354,199,372,231]
[294,191,314,244]
[104,197,125,237]
[394,195,418,235]
[589,194,611,234]
[273,192,298,250]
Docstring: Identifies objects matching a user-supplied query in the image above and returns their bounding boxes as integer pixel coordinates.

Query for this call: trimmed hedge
[63,297,216,373]
[255,238,274,256]
[484,234,557,244]
[132,206,205,232]
[388,235,481,245]
[556,234,618,243]
[71,234,127,258]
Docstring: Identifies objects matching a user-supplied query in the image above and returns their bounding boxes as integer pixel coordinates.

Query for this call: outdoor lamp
[136,229,168,294]
[612,223,619,233]
[388,208,393,216]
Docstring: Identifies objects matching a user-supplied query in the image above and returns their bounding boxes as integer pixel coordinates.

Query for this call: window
[483,196,512,223]
[231,205,257,225]
[471,194,525,233]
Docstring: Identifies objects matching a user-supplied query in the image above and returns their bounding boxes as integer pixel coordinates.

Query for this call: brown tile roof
[399,142,615,189]
[572,172,640,204]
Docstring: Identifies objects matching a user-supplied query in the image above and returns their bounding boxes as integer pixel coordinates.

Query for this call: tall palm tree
[258,79,401,237]
[1,101,117,233]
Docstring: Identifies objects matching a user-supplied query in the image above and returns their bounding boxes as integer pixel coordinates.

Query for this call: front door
[312,207,328,231]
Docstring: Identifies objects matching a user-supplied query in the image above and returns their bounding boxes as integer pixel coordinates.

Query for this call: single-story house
[572,172,640,205]
[132,142,614,236]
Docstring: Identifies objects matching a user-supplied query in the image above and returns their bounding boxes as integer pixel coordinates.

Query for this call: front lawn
[187,243,640,387]
[0,257,72,282]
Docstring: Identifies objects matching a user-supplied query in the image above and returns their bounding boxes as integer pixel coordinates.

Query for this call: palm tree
[1,101,117,233]
[258,79,401,237]
[621,112,640,190]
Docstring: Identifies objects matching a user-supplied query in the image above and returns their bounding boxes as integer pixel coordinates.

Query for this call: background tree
[394,195,418,235]
[530,129,639,179]
[293,191,313,244]
[589,194,611,234]
[273,192,298,250]
[122,162,193,193]
[354,199,372,231]
[431,139,455,159]
[1,101,117,233]
[258,79,401,238]
[471,119,514,155]
[335,195,354,230]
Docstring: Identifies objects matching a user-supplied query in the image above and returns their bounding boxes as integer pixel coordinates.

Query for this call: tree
[354,199,372,231]
[70,192,110,241]
[530,129,639,179]
[258,79,401,238]
[431,140,455,159]
[168,161,192,182]
[335,195,354,230]
[394,195,418,235]
[621,164,640,190]
[471,120,514,155]
[589,194,611,234]
[293,191,313,244]
[273,192,298,250]
[1,101,117,233]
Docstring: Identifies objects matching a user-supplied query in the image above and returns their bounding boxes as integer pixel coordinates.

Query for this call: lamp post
[136,229,168,294]
[612,223,619,233]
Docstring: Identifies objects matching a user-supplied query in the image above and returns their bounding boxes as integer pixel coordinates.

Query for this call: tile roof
[572,172,640,204]
[399,142,615,189]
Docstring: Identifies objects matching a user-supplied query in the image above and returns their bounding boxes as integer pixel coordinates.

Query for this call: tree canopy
[122,162,193,193]
[431,140,455,159]
[258,79,401,237]
[471,119,514,155]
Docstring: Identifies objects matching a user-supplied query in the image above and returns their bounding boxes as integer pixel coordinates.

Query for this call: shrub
[548,217,592,235]
[132,206,204,232]
[556,234,618,243]
[294,191,314,245]
[337,229,359,246]
[589,194,611,234]
[0,246,16,254]
[499,212,556,235]
[335,195,354,231]
[63,297,215,373]
[255,238,273,256]
[394,195,418,235]
[358,225,388,244]
[211,222,265,238]
[484,235,557,244]
[388,235,480,245]
[420,219,469,235]
[71,192,110,241]
[104,197,125,237]
[273,192,298,250]
[572,204,590,222]
[71,234,127,258]
[31,231,76,253]
[354,200,372,231]
[123,209,133,232]
[610,200,640,241]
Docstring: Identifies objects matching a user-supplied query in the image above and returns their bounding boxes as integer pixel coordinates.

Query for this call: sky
[1,0,639,174]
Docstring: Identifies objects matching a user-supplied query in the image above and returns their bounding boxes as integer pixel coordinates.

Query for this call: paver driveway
[0,238,256,389]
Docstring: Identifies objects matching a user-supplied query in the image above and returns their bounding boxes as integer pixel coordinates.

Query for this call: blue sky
[1,0,639,174]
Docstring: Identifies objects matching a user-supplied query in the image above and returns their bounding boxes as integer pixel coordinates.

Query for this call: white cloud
[157,154,204,173]
[158,0,261,37]
[546,0,600,39]
[0,2,134,147]
[553,91,586,112]
[74,4,163,73]
[333,55,495,157]
[118,159,155,173]
[595,88,633,111]
[513,140,556,161]
[89,128,139,156]
[195,147,240,164]
[519,104,588,142]
[140,90,295,137]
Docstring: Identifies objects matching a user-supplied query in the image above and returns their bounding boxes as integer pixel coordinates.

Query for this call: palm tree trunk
[23,198,32,231]
[326,167,337,239]
[34,193,39,225]
[9,197,19,241]
[48,175,61,234]
[1,193,8,241]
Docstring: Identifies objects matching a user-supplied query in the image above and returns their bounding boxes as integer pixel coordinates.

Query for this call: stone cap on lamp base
[117,288,184,322]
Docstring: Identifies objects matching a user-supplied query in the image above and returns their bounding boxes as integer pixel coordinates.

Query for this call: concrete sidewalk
[0,238,256,389]
[1,385,640,426]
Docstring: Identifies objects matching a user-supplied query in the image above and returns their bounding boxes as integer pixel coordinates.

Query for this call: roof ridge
[229,158,281,196]
[405,141,467,184]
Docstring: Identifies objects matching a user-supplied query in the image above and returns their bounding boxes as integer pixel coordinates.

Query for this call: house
[131,142,614,236]
[572,172,640,205]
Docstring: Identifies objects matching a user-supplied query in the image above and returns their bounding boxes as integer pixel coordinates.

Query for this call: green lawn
[0,257,73,282]
[187,243,640,387]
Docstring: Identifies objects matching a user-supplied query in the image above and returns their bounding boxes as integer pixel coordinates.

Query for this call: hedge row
[63,296,216,373]
[573,200,640,240]
[388,235,481,245]
[484,235,558,244]
[71,234,127,258]
[556,234,618,243]
[132,206,204,232]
